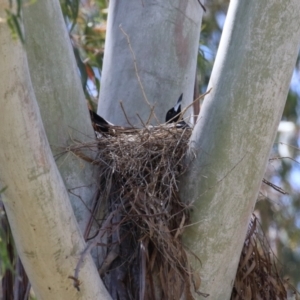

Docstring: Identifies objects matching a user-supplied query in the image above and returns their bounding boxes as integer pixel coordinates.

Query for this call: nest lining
[73,124,199,300]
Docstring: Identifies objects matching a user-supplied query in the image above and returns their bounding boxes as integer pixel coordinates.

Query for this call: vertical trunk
[0,3,111,299]
[99,0,203,126]
[23,0,97,232]
[180,0,300,298]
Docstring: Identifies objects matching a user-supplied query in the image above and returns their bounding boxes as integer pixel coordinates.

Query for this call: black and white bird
[90,93,189,134]
[89,110,113,133]
[165,93,189,128]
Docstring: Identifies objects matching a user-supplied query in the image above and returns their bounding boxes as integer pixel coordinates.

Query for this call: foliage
[5,0,24,43]
[0,202,12,278]
[60,0,108,109]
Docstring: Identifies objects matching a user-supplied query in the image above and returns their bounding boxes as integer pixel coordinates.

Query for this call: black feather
[165,93,183,123]
[165,94,189,128]
[89,110,112,133]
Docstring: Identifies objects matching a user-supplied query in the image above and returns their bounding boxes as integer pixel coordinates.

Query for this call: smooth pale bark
[23,0,97,232]
[180,0,300,298]
[0,7,111,300]
[99,0,203,126]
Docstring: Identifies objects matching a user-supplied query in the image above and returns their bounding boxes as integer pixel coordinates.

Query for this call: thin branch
[119,24,159,124]
[180,88,212,122]
[262,178,288,195]
[70,210,117,290]
[197,0,206,12]
[120,100,135,128]
[269,156,300,164]
[136,113,150,131]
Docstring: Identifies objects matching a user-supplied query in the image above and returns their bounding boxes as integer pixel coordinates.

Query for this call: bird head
[165,93,183,123]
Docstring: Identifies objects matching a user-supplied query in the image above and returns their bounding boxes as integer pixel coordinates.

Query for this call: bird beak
[174,102,180,112]
[174,93,183,112]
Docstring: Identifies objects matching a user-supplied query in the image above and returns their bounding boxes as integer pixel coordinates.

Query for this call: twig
[146,105,156,126]
[276,142,300,151]
[262,178,288,195]
[197,0,206,12]
[70,210,117,289]
[269,156,300,164]
[119,24,159,124]
[136,113,150,131]
[120,100,135,128]
[180,88,212,120]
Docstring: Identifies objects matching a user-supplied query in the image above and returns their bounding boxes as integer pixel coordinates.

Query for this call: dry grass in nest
[71,124,201,299]
[69,121,293,300]
[97,127,193,299]
[231,215,290,300]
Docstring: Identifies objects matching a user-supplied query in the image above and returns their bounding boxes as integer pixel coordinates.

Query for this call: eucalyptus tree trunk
[23,0,97,232]
[100,0,300,298]
[98,0,203,126]
[1,0,299,298]
[180,0,300,299]
[0,3,111,299]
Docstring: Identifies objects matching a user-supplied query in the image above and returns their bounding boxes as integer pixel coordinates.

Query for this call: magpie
[165,94,189,128]
[90,93,189,135]
[89,110,113,133]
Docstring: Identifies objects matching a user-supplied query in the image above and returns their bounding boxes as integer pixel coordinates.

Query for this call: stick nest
[70,122,292,299]
[74,124,200,299]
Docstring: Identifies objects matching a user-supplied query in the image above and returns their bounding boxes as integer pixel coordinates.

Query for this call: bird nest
[69,120,292,300]
[72,124,199,299]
